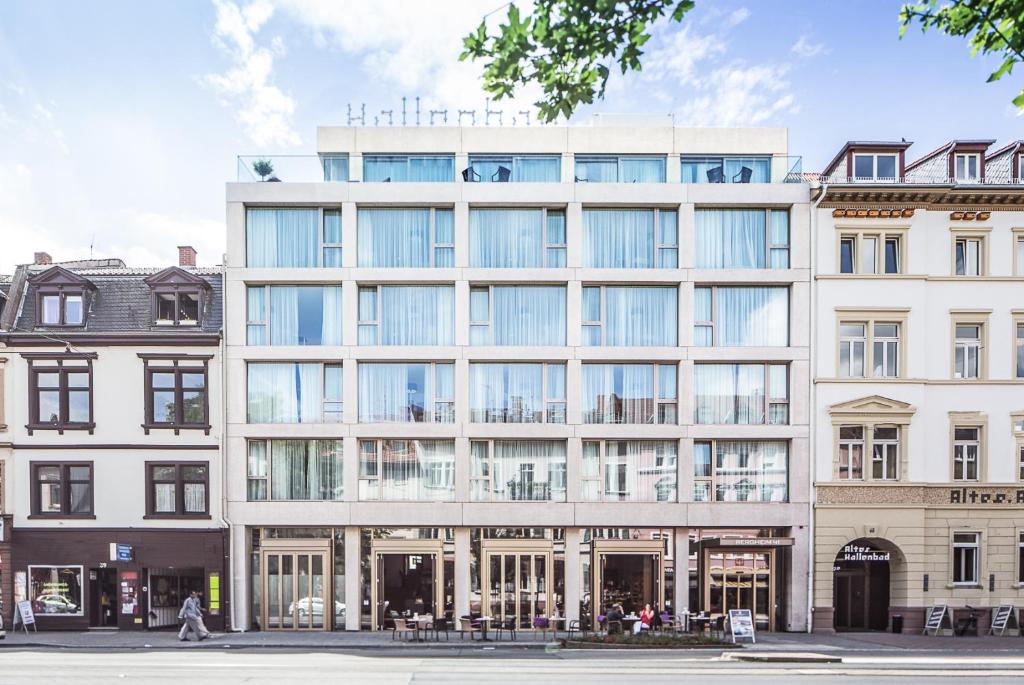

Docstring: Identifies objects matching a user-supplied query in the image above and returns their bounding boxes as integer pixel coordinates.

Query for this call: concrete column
[454,437,470,502]
[454,201,469,268]
[564,527,581,622]
[562,153,575,185]
[343,436,359,503]
[666,154,681,183]
[678,203,695,269]
[455,527,471,618]
[230,523,249,631]
[565,202,582,268]
[342,281,359,347]
[565,437,581,504]
[342,202,358,268]
[678,437,693,503]
[674,528,690,614]
[345,526,361,630]
[349,153,363,182]
[454,280,469,347]
[787,528,810,631]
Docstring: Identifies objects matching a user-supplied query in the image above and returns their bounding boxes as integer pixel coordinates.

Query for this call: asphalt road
[5,650,1024,684]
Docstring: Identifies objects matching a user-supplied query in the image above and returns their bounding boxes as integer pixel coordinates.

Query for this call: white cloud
[202,0,301,147]
[791,35,828,58]
[725,7,750,27]
[675,64,797,127]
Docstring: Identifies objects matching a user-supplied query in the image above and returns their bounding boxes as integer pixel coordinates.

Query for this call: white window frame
[357,286,380,344]
[872,322,900,378]
[952,532,981,586]
[358,362,453,424]
[955,153,980,182]
[838,232,903,275]
[839,323,866,377]
[953,426,980,481]
[955,237,983,276]
[581,439,678,503]
[838,426,865,480]
[954,324,982,379]
[853,153,898,182]
[246,438,344,501]
[545,209,567,267]
[870,425,900,480]
[693,285,790,347]
[322,209,343,265]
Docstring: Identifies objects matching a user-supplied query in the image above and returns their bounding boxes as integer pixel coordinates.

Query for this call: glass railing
[236,155,349,182]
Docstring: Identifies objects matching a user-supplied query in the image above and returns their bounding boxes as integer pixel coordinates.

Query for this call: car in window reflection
[34,594,79,614]
[288,597,345,621]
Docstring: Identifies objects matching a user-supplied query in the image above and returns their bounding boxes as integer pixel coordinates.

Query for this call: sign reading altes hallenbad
[839,544,889,562]
[948,488,1024,505]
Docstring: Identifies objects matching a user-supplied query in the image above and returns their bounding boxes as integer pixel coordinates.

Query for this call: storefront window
[29,565,84,616]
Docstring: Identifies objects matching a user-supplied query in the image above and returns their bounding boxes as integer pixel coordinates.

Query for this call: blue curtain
[470,209,544,267]
[408,156,454,181]
[695,209,767,268]
[583,210,655,268]
[516,156,560,181]
[620,158,666,183]
[321,156,349,182]
[492,286,566,346]
[715,287,789,346]
[724,157,771,183]
[470,363,544,422]
[681,157,722,183]
[574,158,618,182]
[380,286,454,345]
[604,286,677,346]
[246,208,319,267]
[358,208,431,267]
[363,156,406,182]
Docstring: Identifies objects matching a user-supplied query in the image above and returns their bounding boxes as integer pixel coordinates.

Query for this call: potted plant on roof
[253,159,274,182]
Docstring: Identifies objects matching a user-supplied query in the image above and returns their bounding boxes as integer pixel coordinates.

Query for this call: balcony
[684,155,803,184]
[237,155,349,183]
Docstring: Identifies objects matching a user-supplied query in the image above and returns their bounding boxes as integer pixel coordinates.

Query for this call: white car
[289,597,345,621]
[35,594,79,614]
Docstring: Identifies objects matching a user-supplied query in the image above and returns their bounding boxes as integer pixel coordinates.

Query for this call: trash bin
[891,614,903,634]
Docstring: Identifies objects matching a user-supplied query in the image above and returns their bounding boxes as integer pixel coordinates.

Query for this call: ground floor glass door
[592,541,665,630]
[483,548,552,630]
[261,542,331,631]
[705,550,774,630]
[371,541,444,631]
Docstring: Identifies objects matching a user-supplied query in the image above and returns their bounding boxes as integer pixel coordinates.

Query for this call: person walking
[178,590,211,641]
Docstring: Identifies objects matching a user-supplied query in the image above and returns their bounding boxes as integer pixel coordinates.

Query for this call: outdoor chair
[392,618,418,642]
[706,166,725,183]
[426,616,451,641]
[566,619,587,640]
[461,167,481,182]
[532,616,554,640]
[606,619,623,635]
[733,166,753,183]
[459,616,482,640]
[492,165,512,182]
[495,617,517,641]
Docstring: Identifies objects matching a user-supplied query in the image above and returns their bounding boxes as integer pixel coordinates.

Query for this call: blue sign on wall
[116,544,133,561]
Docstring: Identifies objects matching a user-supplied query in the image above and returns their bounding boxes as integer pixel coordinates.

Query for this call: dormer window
[853,154,898,182]
[955,153,980,182]
[28,266,95,329]
[41,291,84,325]
[144,266,211,328]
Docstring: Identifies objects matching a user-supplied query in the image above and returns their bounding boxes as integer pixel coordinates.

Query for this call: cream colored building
[811,139,1024,633]
[225,116,812,633]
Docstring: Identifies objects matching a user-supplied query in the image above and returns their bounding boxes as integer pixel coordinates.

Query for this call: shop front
[474,529,564,631]
[13,528,226,631]
[362,528,454,631]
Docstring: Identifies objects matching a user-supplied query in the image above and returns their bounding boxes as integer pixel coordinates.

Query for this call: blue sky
[1,0,1021,273]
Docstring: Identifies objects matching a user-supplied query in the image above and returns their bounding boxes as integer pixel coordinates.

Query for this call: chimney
[178,246,197,267]
[34,251,52,265]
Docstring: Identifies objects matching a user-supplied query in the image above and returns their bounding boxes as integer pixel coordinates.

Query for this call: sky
[1,0,1022,274]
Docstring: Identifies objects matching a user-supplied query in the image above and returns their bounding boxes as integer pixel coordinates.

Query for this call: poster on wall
[120,571,139,617]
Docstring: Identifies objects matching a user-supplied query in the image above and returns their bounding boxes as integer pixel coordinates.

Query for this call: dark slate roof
[10,266,222,336]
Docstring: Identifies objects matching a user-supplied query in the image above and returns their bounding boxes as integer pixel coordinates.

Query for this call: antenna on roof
[90,234,95,259]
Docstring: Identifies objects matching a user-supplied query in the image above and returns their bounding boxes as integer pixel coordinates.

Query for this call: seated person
[634,603,655,634]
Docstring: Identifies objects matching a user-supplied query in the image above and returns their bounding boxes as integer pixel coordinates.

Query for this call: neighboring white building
[0,249,227,631]
[225,118,812,633]
[811,139,1024,633]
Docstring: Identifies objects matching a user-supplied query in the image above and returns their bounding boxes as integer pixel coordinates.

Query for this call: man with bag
[178,590,211,642]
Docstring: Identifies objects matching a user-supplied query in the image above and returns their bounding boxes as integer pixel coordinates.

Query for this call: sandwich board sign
[728,609,756,643]
[923,605,953,636]
[988,605,1019,636]
[13,600,36,634]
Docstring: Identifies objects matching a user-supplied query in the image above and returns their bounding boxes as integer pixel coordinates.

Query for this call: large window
[470,363,566,423]
[470,209,566,268]
[695,209,789,269]
[575,156,666,183]
[583,209,677,268]
[582,440,677,502]
[952,532,980,585]
[953,323,983,379]
[853,153,898,181]
[359,439,455,501]
[694,286,789,346]
[247,208,341,267]
[363,155,454,182]
[358,285,455,345]
[247,440,344,501]
[147,463,208,516]
[30,566,84,616]
[953,427,980,481]
[247,362,343,423]
[246,285,343,346]
[358,363,454,423]
[838,232,902,274]
[27,356,93,433]
[954,236,984,276]
[581,286,677,346]
[694,363,788,425]
[837,425,902,480]
[581,363,677,424]
[467,155,560,182]
[39,290,85,326]
[838,319,902,378]
[357,208,453,267]
[32,462,93,516]
[681,156,770,183]
[470,285,566,346]
[144,361,209,431]
[693,440,788,502]
[321,154,349,181]
[471,440,567,502]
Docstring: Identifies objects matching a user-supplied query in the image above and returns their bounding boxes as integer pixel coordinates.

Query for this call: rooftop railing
[237,155,348,183]
[805,172,1024,186]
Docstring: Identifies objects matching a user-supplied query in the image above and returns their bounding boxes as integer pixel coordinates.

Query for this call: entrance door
[704,549,775,631]
[592,541,665,630]
[371,540,444,630]
[260,540,332,631]
[89,568,118,628]
[833,540,890,631]
[482,545,552,630]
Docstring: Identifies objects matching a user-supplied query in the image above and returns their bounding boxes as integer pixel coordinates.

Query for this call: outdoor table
[410,615,433,641]
[477,616,494,641]
[622,615,640,634]
[547,616,566,638]
[690,616,710,635]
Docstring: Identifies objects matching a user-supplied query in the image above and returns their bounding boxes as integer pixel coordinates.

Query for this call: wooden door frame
[480,539,554,629]
[701,547,776,630]
[259,539,332,632]
[370,539,444,630]
[591,540,666,630]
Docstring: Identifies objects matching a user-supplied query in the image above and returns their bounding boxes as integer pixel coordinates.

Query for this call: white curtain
[620,158,665,183]
[247,363,322,423]
[321,286,343,345]
[246,208,319,267]
[358,208,431,267]
[583,210,654,268]
[246,287,266,345]
[470,363,543,423]
[408,156,454,181]
[270,440,343,500]
[604,286,677,346]
[603,441,677,502]
[713,441,787,502]
[581,364,654,424]
[716,287,789,346]
[516,156,560,182]
[380,286,454,345]
[694,364,766,425]
[379,440,455,501]
[575,158,618,182]
[359,364,420,422]
[470,209,544,267]
[492,286,566,346]
[363,156,405,181]
[724,157,771,183]
[492,440,566,502]
[695,209,767,269]
[269,287,299,345]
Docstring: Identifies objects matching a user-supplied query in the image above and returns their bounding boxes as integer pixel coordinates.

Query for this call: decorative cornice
[0,333,221,346]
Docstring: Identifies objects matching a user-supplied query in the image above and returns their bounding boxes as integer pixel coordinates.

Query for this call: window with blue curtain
[360,285,454,346]
[363,155,454,182]
[467,155,560,182]
[681,156,771,183]
[693,286,789,346]
[575,156,665,182]
[583,209,678,268]
[581,286,677,346]
[695,209,772,268]
[247,362,337,423]
[358,363,453,423]
[245,285,342,345]
[246,208,319,267]
[358,208,453,267]
[470,286,566,345]
[321,155,349,181]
